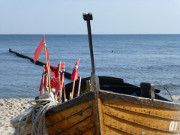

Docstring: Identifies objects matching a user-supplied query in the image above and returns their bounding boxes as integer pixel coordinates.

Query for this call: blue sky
[0,0,180,34]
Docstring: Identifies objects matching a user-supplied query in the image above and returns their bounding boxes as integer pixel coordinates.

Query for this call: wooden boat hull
[101,91,180,135]
[45,92,97,135]
[13,77,180,135]
[15,91,180,135]
[43,90,180,135]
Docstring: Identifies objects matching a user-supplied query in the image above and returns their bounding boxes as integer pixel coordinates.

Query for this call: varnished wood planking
[103,99,180,120]
[81,127,96,135]
[104,114,176,135]
[47,108,93,134]
[57,115,96,135]
[92,99,99,135]
[46,100,93,126]
[100,91,180,109]
[97,97,105,135]
[104,125,131,135]
[103,105,180,132]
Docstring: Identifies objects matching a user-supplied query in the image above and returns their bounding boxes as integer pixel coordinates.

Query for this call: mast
[83,13,104,135]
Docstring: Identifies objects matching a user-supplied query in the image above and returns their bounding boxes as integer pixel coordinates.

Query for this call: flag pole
[42,65,45,94]
[77,77,81,97]
[46,72,48,92]
[44,39,51,93]
[61,72,65,101]
[70,59,80,100]
[58,61,62,103]
[70,79,76,99]
[61,67,66,101]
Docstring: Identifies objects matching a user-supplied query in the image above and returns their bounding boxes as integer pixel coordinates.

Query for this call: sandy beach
[0,98,34,135]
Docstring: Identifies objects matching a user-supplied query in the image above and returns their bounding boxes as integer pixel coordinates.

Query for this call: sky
[0,0,180,34]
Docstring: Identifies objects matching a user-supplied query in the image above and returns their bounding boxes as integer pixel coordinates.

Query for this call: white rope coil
[16,93,57,135]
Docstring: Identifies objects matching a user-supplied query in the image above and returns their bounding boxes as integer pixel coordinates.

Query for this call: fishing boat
[11,13,180,135]
[12,76,180,135]
[46,76,180,135]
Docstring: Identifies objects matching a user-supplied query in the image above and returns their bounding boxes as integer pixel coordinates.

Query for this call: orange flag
[33,36,45,62]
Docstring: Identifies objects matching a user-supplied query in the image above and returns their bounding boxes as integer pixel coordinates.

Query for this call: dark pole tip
[83,13,93,21]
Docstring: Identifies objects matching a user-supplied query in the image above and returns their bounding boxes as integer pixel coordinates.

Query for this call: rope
[16,93,58,135]
[163,86,173,102]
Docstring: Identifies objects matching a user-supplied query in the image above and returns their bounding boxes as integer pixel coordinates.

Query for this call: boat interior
[65,76,170,102]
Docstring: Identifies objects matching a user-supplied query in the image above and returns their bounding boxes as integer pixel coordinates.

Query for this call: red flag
[51,79,57,89]
[71,59,80,81]
[33,36,45,62]
[52,63,65,78]
[58,63,65,70]
[56,63,65,90]
[45,46,51,72]
[56,72,61,91]
[39,65,47,95]
[51,66,58,78]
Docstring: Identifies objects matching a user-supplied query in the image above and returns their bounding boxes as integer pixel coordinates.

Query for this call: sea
[0,34,180,99]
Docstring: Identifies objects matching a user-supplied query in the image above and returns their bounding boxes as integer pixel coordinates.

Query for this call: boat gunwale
[100,90,180,110]
[46,91,94,117]
[46,89,180,118]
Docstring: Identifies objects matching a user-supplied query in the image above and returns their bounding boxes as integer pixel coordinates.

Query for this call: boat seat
[140,82,155,99]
